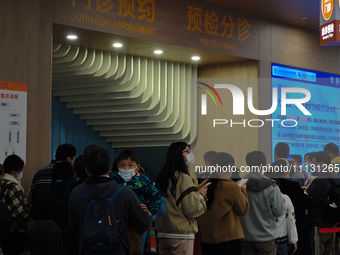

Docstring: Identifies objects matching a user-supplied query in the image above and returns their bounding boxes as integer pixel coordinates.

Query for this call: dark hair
[73,155,88,179]
[116,148,140,164]
[206,152,235,209]
[203,151,217,164]
[51,161,75,182]
[83,145,110,176]
[291,155,302,164]
[245,151,266,170]
[112,148,140,172]
[3,154,24,174]
[313,151,331,165]
[304,152,315,163]
[55,144,76,161]
[27,220,65,255]
[324,143,340,157]
[156,142,188,197]
[274,142,290,159]
[270,158,291,178]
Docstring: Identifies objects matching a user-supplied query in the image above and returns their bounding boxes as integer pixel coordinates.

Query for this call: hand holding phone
[238,179,248,187]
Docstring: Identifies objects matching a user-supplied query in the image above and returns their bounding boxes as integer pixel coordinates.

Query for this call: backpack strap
[108,185,125,201]
[75,186,91,201]
[76,184,125,201]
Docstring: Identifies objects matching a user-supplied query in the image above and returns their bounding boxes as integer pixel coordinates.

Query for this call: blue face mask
[118,167,136,182]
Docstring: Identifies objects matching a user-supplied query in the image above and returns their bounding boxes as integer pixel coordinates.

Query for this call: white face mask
[118,167,136,182]
[185,152,195,167]
[16,171,23,182]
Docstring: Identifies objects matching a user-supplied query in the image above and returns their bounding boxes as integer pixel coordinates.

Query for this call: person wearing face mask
[0,154,29,255]
[155,142,207,255]
[111,148,163,254]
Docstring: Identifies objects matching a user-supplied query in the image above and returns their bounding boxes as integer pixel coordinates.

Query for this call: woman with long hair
[155,142,207,255]
[198,152,249,255]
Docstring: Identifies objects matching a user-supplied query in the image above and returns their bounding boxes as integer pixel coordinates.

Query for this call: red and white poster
[0,81,27,164]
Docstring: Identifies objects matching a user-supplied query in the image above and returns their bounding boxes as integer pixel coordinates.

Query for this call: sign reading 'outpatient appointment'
[54,0,260,59]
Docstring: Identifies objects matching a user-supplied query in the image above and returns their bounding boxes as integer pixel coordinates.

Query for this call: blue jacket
[111,173,162,215]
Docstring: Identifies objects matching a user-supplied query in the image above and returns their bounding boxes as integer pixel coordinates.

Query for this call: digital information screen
[271,63,340,162]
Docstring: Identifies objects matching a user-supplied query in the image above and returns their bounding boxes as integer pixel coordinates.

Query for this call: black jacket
[278,178,313,255]
[69,177,150,255]
[307,174,340,226]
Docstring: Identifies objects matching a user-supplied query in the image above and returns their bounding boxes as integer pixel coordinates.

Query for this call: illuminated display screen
[271,63,340,162]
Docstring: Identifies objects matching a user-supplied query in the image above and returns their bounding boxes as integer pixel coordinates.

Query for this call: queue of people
[0,141,340,255]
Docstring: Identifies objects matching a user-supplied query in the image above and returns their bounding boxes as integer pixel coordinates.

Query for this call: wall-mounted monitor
[271,63,340,163]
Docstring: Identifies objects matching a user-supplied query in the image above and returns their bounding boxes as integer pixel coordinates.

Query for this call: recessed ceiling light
[113,43,123,48]
[191,56,200,61]
[301,17,307,20]
[154,50,163,54]
[67,35,78,40]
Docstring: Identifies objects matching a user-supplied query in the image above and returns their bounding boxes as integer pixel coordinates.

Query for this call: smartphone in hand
[238,179,248,187]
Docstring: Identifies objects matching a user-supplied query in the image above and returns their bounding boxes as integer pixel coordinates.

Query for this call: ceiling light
[301,17,307,20]
[113,43,123,48]
[67,35,78,40]
[154,50,163,54]
[191,56,200,61]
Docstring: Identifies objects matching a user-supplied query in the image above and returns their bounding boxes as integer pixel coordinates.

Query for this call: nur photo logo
[196,82,223,115]
[197,80,312,128]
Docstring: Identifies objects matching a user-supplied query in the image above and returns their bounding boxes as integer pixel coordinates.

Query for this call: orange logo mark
[322,0,334,21]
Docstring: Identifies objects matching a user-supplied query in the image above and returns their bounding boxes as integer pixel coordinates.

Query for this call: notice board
[0,81,27,164]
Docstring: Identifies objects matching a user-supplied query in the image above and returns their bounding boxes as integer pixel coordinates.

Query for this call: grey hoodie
[239,173,285,242]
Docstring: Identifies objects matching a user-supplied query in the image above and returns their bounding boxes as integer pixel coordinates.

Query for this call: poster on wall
[0,81,27,164]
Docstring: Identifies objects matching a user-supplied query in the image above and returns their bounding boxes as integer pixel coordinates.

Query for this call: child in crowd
[111,148,163,254]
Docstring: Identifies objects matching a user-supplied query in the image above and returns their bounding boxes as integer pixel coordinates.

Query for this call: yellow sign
[186,5,251,52]
[72,0,155,23]
[322,0,334,21]
[187,6,250,42]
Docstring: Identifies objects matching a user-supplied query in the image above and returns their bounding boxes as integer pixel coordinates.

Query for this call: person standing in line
[308,151,340,255]
[68,144,150,255]
[0,154,29,255]
[240,151,285,255]
[324,143,340,172]
[20,220,65,255]
[156,142,207,255]
[270,159,299,255]
[274,143,290,161]
[198,152,249,255]
[111,148,163,254]
[271,158,312,255]
[27,143,76,204]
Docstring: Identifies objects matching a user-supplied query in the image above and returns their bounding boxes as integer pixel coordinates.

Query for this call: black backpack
[322,178,340,223]
[0,188,12,243]
[76,184,125,252]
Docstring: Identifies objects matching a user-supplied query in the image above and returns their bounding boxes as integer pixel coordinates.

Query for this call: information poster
[0,81,27,164]
[271,64,340,162]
